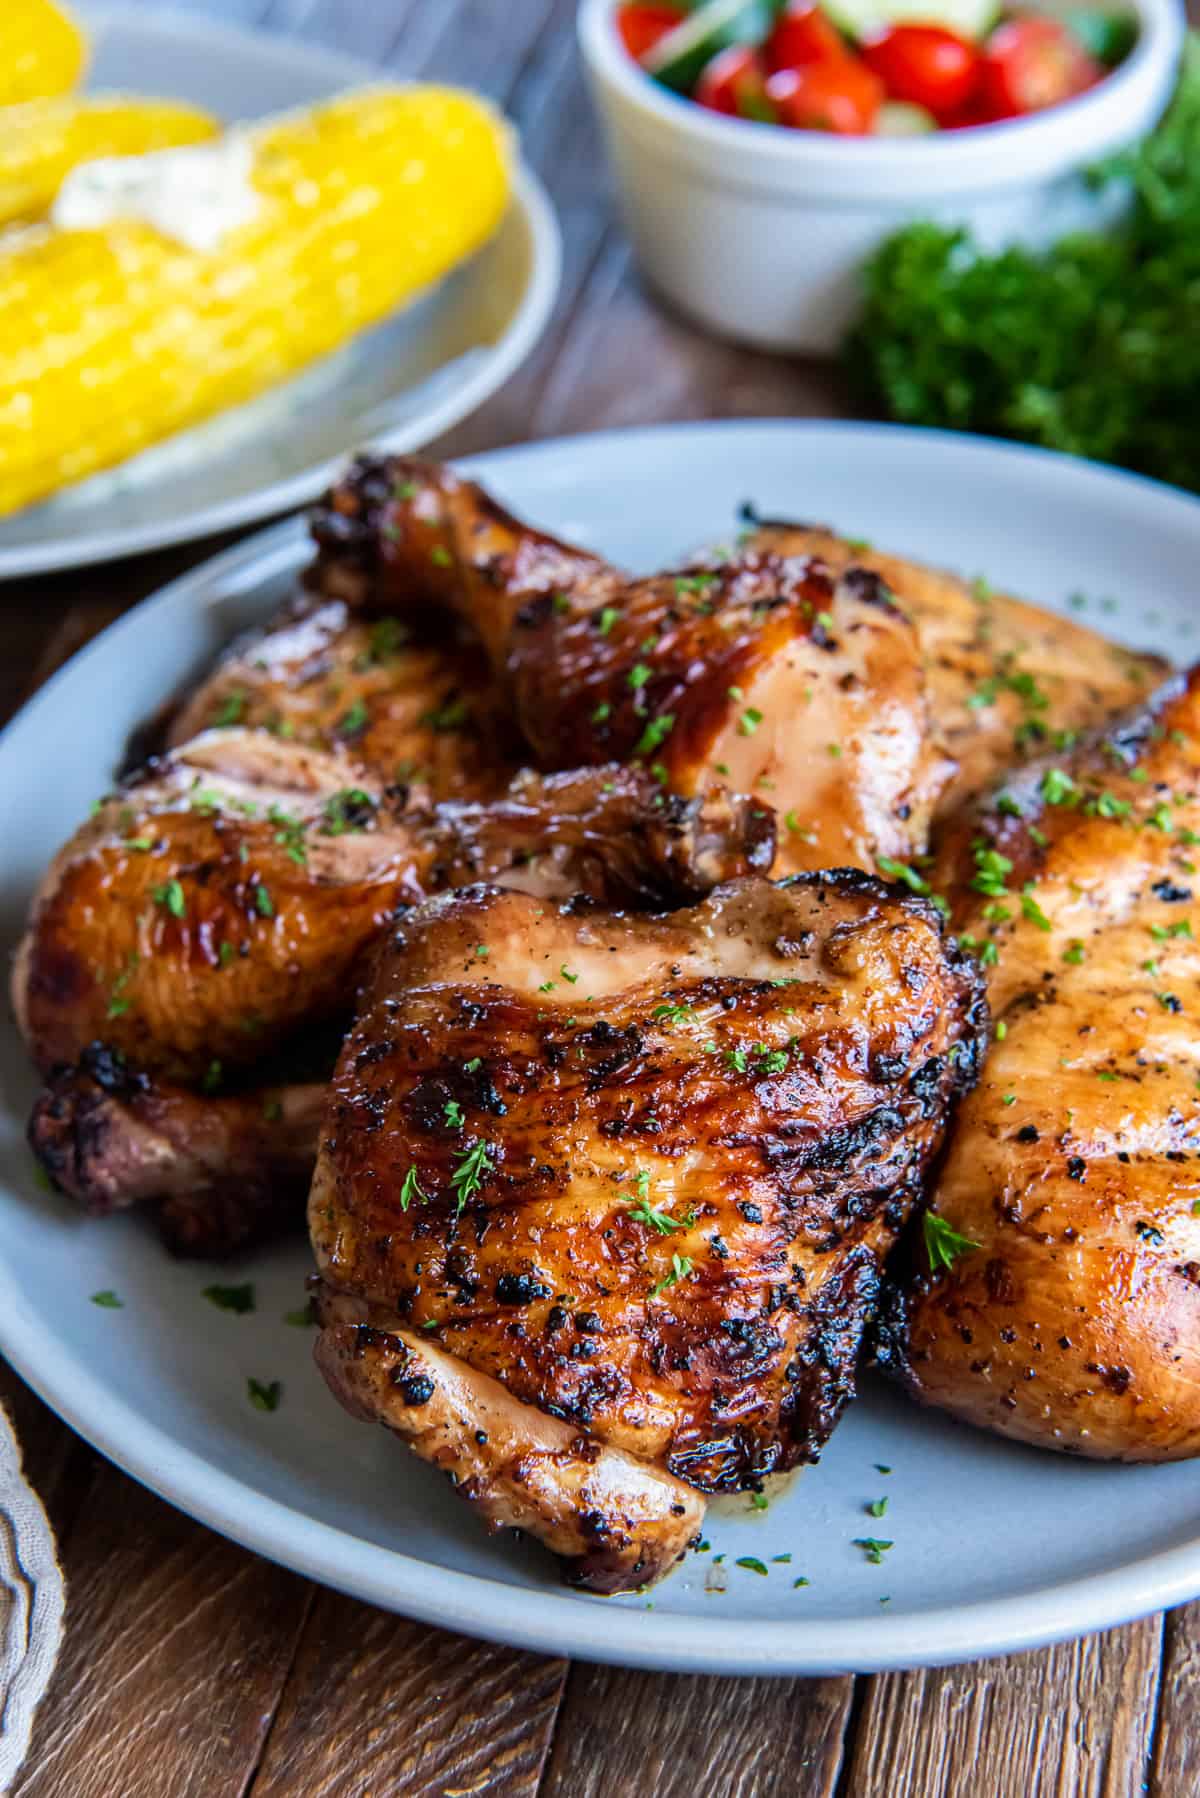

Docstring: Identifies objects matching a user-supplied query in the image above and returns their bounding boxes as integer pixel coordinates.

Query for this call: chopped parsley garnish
[633,713,675,758]
[735,1556,769,1576]
[151,878,186,919]
[738,707,763,737]
[1063,940,1086,964]
[268,805,307,865]
[90,1290,123,1309]
[283,1303,316,1328]
[867,1496,889,1518]
[322,788,376,835]
[628,1199,686,1235]
[923,1210,979,1273]
[451,1140,493,1212]
[1040,767,1077,805]
[597,606,619,636]
[202,1283,255,1315]
[628,663,652,691]
[1020,888,1052,931]
[1096,792,1132,820]
[254,884,275,919]
[750,1492,769,1511]
[212,689,246,727]
[336,698,369,739]
[652,1001,691,1027]
[877,856,930,895]
[854,1538,893,1564]
[970,844,1013,897]
[400,1166,428,1211]
[430,544,452,568]
[443,1100,464,1129]
[247,1378,281,1413]
[560,966,579,984]
[649,1253,694,1297]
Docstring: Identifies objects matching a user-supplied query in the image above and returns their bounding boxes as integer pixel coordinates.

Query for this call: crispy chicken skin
[14,734,773,1088]
[878,666,1200,1460]
[310,456,955,878]
[29,1052,325,1257]
[741,520,1166,817]
[310,875,987,1587]
[168,591,519,804]
[313,1286,707,1593]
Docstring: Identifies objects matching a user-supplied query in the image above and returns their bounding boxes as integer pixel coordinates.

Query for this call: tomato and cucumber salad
[615,0,1137,134]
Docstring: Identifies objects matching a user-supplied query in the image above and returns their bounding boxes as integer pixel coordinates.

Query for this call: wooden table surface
[4,2,1197,1793]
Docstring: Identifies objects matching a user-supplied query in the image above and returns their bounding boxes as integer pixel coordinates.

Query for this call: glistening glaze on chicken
[740,519,1166,816]
[309,455,955,877]
[879,665,1200,1460]
[310,874,987,1588]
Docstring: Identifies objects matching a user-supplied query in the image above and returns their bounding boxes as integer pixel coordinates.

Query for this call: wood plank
[539,1664,852,1798]
[846,1619,1162,1798]
[249,1594,567,1798]
[1149,1602,1200,1795]
[10,1462,313,1798]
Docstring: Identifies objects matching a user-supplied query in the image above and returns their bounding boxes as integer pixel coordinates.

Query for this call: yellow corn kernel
[3,0,87,105]
[0,95,218,229]
[0,87,512,518]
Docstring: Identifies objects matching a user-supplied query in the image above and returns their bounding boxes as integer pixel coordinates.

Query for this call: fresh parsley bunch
[846,34,1200,494]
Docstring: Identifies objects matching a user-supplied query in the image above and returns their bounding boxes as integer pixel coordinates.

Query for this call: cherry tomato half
[979,17,1103,118]
[765,4,848,74]
[862,24,981,119]
[695,46,778,120]
[616,4,686,63]
[766,57,884,134]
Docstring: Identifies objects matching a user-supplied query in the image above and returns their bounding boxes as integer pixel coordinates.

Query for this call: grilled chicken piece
[310,456,955,878]
[740,520,1166,817]
[14,733,773,1087]
[29,1050,325,1257]
[310,875,986,1589]
[878,666,1200,1460]
[168,591,518,803]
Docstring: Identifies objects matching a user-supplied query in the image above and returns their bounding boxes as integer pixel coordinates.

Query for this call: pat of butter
[51,134,259,252]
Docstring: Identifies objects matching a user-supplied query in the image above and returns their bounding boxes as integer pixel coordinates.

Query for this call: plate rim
[0,4,562,581]
[6,418,1200,1675]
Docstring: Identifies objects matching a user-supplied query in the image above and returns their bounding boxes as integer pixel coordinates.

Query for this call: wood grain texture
[1149,1602,1200,1796]
[9,1463,313,1798]
[846,1619,1163,1798]
[540,1665,852,1798]
[250,1595,566,1798]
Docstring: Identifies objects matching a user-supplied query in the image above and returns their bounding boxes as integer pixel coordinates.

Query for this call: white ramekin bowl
[578,0,1184,354]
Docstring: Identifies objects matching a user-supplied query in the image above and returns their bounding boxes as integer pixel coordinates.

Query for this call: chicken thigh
[879,664,1200,1460]
[310,874,987,1589]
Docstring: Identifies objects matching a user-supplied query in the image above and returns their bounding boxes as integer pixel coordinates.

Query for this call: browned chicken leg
[309,874,987,1589]
[878,664,1200,1460]
[15,734,772,1087]
[309,456,955,878]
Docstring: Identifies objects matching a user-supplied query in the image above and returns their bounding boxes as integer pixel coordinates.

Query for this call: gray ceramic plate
[0,5,560,579]
[3,422,1200,1675]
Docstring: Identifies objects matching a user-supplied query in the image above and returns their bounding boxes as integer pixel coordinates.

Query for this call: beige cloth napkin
[0,1408,63,1792]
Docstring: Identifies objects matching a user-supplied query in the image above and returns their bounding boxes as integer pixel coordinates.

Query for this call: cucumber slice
[874,100,939,133]
[643,0,778,92]
[821,0,1000,42]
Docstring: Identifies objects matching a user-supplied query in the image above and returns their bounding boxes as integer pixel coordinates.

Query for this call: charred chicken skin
[309,875,987,1589]
[309,455,955,878]
[879,665,1200,1460]
[741,519,1165,817]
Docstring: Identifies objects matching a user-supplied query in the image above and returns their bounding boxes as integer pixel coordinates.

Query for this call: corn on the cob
[0,87,512,518]
[0,95,218,229]
[3,0,86,106]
